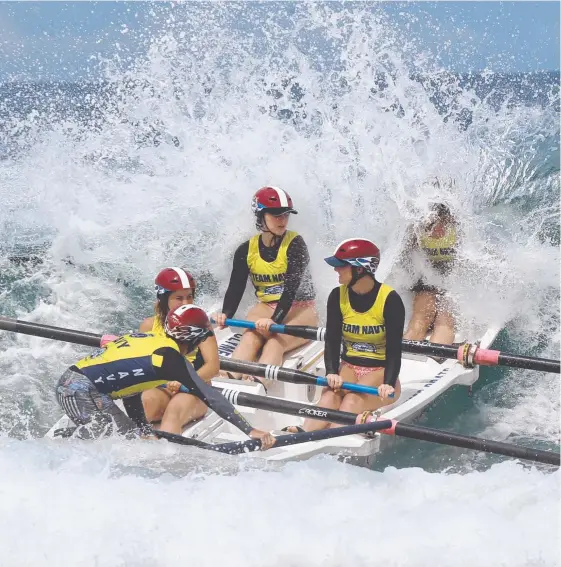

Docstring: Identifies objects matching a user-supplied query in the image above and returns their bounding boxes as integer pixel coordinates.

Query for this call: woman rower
[288,238,405,432]
[212,186,317,375]
[139,267,220,434]
[403,202,459,345]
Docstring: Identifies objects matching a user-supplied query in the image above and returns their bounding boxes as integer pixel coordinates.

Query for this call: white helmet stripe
[271,186,289,207]
[173,304,195,316]
[169,267,192,288]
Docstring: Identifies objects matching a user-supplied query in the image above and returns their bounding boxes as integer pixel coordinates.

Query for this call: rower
[403,200,459,345]
[139,267,220,433]
[287,238,405,432]
[54,304,275,449]
[212,186,318,377]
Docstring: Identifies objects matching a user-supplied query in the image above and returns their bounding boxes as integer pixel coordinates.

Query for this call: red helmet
[251,186,298,216]
[324,238,381,275]
[155,267,196,296]
[164,304,212,347]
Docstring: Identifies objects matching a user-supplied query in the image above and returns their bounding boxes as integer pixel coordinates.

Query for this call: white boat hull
[46,326,501,464]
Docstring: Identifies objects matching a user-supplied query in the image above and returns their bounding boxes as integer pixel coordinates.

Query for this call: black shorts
[410,279,444,295]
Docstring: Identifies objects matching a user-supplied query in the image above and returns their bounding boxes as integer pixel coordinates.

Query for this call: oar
[201,386,560,466]
[221,318,561,374]
[154,419,394,455]
[0,316,112,348]
[1,316,558,465]
[218,356,393,397]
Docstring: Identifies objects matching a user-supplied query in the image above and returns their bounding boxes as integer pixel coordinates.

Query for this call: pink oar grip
[100,334,119,347]
[473,348,500,366]
[355,413,397,434]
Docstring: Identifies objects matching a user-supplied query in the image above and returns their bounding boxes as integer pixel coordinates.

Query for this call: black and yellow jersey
[74,333,182,399]
[71,332,254,435]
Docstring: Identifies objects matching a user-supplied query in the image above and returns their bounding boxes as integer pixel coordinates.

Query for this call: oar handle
[315,376,394,398]
[221,318,325,340]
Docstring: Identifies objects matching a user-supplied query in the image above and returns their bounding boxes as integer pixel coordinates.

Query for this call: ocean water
[0,3,559,566]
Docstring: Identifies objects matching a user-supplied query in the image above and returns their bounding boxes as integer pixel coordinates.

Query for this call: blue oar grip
[315,377,394,398]
[217,318,287,334]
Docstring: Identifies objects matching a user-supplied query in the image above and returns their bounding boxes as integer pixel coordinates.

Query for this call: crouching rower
[287,239,405,432]
[55,304,275,449]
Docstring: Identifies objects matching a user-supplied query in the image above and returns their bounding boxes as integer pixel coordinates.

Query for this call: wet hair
[430,203,453,221]
[424,203,455,231]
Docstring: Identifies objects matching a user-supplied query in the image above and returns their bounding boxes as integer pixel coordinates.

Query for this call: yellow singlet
[419,225,457,264]
[247,230,298,303]
[340,283,393,361]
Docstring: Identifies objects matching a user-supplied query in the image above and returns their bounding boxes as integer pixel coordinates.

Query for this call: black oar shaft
[393,422,560,466]
[215,385,358,425]
[156,420,393,455]
[219,357,315,387]
[497,353,560,374]
[215,387,559,466]
[0,316,101,348]
[215,420,393,454]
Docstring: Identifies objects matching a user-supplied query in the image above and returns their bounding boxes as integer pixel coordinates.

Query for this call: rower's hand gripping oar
[221,318,561,374]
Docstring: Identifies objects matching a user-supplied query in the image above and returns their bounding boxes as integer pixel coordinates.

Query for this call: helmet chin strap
[258,213,284,245]
[349,266,363,286]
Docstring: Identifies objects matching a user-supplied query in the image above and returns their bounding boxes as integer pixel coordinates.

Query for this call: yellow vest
[151,316,200,367]
[74,334,180,399]
[419,225,456,263]
[340,283,393,361]
[247,231,298,303]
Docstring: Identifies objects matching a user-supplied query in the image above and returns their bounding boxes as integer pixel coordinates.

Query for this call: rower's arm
[139,315,155,332]
[382,291,405,387]
[195,334,220,382]
[272,235,310,323]
[324,287,343,375]
[222,241,250,319]
[158,349,255,436]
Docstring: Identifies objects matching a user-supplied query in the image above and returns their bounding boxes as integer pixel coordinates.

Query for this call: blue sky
[0,1,559,81]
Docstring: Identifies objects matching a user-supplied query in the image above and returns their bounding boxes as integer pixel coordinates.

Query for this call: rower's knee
[318,389,344,408]
[260,336,285,360]
[338,392,365,413]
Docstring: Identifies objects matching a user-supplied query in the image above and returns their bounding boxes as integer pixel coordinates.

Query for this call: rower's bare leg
[225,303,270,379]
[259,304,319,366]
[430,296,456,344]
[159,393,208,435]
[142,388,171,424]
[331,368,401,427]
[404,291,437,341]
